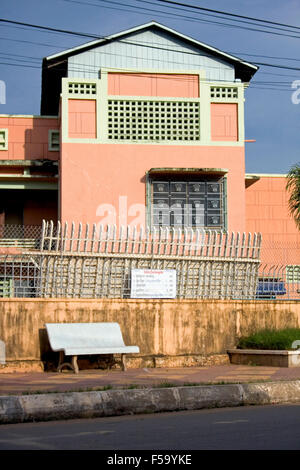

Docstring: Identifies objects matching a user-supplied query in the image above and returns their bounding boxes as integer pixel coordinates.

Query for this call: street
[0,404,300,450]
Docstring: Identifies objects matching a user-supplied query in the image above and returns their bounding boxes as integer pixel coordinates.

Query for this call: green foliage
[154,382,176,388]
[237,328,300,350]
[286,164,300,230]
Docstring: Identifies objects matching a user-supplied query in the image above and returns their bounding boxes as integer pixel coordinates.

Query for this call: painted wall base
[0,354,229,373]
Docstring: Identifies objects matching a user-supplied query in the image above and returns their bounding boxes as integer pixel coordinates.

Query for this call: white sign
[131,269,177,299]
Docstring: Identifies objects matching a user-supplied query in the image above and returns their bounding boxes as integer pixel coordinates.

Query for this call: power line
[2,17,300,75]
[3,0,300,46]
[136,0,300,34]
[60,0,300,40]
[62,0,201,25]
[157,0,300,31]
[0,18,102,40]
[0,61,40,69]
[0,49,294,82]
[1,37,300,73]
[66,0,300,35]
[0,59,294,91]
[253,62,300,72]
[0,57,294,90]
[229,52,300,63]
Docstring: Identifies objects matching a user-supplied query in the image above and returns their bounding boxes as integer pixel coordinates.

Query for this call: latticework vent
[107,99,200,141]
[210,87,238,99]
[286,265,300,283]
[68,82,97,95]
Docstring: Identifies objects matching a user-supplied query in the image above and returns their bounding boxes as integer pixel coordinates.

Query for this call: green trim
[0,114,58,119]
[223,176,228,231]
[0,181,58,190]
[245,173,287,178]
[145,172,152,230]
[0,279,14,298]
[0,160,58,167]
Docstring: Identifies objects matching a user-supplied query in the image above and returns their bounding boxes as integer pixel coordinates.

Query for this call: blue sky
[1,0,300,174]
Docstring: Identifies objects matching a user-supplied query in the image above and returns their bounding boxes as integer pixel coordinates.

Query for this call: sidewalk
[2,364,300,395]
[2,365,300,424]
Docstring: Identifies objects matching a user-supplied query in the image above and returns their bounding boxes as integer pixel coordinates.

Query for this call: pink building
[1,22,299,266]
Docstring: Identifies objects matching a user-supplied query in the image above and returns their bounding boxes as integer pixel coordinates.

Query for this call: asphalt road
[0,404,300,451]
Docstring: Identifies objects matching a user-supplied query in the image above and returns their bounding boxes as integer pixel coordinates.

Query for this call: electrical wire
[0,56,294,91]
[0,10,299,92]
[60,0,300,40]
[0,16,299,73]
[157,0,300,31]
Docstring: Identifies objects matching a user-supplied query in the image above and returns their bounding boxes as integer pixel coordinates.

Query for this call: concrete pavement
[2,364,300,395]
[2,364,300,424]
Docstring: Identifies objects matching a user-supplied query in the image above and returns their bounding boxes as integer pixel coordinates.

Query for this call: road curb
[1,380,300,424]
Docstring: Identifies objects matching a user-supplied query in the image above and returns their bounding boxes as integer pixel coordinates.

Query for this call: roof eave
[43,21,258,75]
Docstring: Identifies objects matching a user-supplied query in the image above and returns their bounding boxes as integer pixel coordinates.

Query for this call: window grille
[48,130,60,151]
[151,178,225,228]
[107,99,200,142]
[68,82,97,95]
[0,129,8,150]
[210,87,238,99]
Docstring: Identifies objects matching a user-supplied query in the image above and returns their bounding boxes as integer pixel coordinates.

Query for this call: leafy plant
[237,328,300,350]
[286,164,300,230]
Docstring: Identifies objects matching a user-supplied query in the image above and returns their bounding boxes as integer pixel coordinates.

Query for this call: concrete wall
[1,299,300,367]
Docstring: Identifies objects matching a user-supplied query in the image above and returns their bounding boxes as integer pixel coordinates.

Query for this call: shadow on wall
[24,121,58,161]
[39,328,57,371]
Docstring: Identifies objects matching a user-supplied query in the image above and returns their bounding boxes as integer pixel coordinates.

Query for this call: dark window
[151,176,225,229]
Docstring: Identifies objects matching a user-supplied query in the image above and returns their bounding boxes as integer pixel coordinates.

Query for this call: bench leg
[121,354,127,372]
[57,351,79,374]
[71,355,79,374]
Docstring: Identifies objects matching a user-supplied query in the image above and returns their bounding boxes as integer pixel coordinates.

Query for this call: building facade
[1,21,300,266]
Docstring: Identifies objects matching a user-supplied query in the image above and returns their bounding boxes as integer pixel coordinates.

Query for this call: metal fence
[0,255,40,298]
[0,221,263,299]
[256,264,300,300]
[0,225,42,249]
[2,258,300,300]
[1,221,300,301]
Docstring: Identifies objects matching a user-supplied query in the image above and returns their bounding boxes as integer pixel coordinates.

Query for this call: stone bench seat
[45,322,140,373]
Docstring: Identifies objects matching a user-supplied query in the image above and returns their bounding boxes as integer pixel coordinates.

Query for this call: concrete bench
[45,322,140,373]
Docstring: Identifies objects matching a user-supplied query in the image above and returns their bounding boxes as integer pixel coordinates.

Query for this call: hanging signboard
[130,269,177,299]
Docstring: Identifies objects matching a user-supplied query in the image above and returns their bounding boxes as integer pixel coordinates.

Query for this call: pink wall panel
[245,176,300,265]
[108,73,199,98]
[211,103,238,141]
[68,99,96,138]
[0,116,59,160]
[60,142,246,233]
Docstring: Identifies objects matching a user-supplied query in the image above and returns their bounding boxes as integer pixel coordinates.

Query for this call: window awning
[147,167,228,176]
